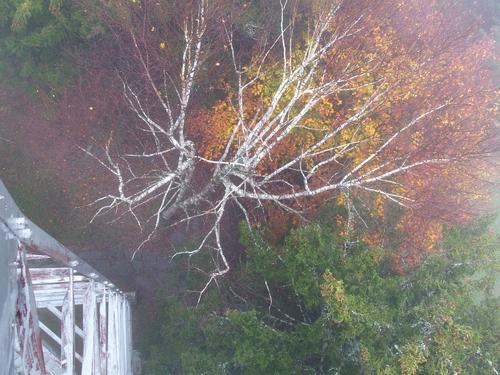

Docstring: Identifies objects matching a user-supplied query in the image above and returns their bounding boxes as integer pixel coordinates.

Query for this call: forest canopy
[1,0,497,268]
[65,0,499,276]
[0,0,103,88]
[139,214,499,374]
[0,0,498,373]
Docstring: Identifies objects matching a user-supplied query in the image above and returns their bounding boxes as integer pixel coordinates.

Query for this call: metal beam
[61,269,75,374]
[46,306,84,339]
[99,292,107,375]
[16,248,47,374]
[0,179,119,290]
[29,268,87,285]
[1,179,132,375]
[39,321,83,363]
[27,253,51,261]
[43,346,61,375]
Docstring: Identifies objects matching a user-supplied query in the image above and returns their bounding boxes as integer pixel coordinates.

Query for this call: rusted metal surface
[123,298,133,375]
[60,273,75,375]
[1,178,134,374]
[26,254,51,261]
[29,268,86,284]
[0,179,115,287]
[15,247,47,375]
[32,280,105,309]
[99,292,108,375]
[82,281,100,375]
[107,293,118,375]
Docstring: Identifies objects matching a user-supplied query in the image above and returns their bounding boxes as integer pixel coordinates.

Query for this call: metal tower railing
[0,179,133,375]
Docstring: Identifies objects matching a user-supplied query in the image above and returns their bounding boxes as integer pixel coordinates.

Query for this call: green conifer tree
[0,0,102,89]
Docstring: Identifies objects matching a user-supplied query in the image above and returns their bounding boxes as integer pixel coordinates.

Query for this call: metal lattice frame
[0,179,133,375]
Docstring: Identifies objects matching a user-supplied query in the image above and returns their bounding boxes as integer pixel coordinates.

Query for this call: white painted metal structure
[0,179,133,375]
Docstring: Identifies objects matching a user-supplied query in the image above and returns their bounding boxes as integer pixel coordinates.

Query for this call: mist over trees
[0,0,498,373]
[78,0,498,280]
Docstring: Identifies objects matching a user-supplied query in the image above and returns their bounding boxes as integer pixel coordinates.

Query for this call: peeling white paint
[1,179,133,375]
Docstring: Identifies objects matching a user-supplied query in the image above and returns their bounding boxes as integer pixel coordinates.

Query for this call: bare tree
[83,0,464,299]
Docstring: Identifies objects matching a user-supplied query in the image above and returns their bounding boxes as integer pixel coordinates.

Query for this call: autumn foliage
[1,0,497,272]
[187,0,498,268]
